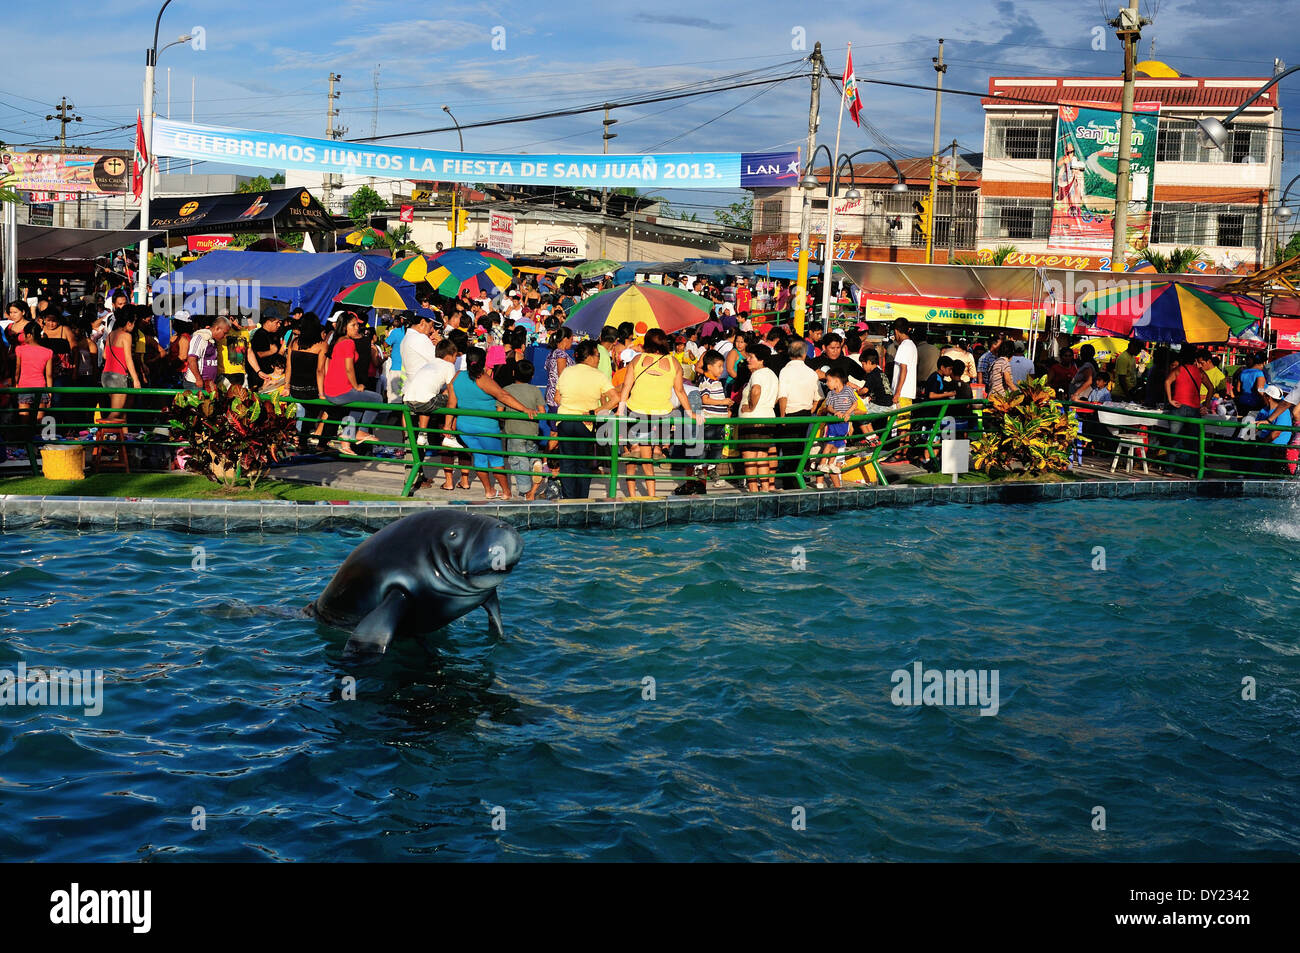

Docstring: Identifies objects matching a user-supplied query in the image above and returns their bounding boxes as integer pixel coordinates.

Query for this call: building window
[980,198,1053,241]
[1149,202,1259,248]
[1156,118,1267,163]
[986,117,1056,160]
[1216,212,1245,247]
[757,199,782,232]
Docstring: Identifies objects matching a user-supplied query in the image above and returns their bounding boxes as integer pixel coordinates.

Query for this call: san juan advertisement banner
[151,119,801,190]
[0,150,130,197]
[1048,101,1160,255]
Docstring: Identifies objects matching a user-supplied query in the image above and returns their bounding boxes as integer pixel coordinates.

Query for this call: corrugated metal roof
[983,77,1278,109]
[810,155,981,185]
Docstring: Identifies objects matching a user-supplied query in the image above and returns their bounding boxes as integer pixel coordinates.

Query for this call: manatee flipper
[343,589,410,657]
[483,590,504,638]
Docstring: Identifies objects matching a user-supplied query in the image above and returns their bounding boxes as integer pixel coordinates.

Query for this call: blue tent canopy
[153,250,419,324]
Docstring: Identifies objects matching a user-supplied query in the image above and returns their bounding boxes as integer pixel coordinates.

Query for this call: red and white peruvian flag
[132,111,149,202]
[843,46,863,127]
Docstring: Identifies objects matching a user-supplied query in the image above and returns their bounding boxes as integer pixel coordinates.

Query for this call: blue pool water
[0,498,1297,862]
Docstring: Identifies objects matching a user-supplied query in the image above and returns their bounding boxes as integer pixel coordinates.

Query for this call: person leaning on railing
[739,342,779,493]
[13,325,52,430]
[286,312,327,450]
[182,316,228,396]
[554,339,620,500]
[1162,346,1212,471]
[103,307,144,424]
[321,312,385,455]
[618,328,695,501]
[1255,385,1297,476]
[448,345,538,501]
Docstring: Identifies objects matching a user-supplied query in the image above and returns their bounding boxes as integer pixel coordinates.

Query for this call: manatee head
[428,513,523,592]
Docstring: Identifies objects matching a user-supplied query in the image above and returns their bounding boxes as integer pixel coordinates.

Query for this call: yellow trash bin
[40,446,86,481]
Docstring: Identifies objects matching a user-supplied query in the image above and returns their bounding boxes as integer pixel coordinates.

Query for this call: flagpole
[819,42,850,334]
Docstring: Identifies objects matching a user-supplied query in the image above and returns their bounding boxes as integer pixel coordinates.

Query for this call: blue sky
[4,0,1298,220]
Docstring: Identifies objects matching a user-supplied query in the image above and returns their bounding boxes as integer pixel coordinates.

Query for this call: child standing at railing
[814,367,856,489]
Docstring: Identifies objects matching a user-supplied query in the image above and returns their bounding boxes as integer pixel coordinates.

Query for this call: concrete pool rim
[1,479,1295,534]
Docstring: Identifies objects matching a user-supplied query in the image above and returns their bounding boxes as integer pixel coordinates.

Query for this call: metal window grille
[987,117,1056,160]
[980,198,1053,240]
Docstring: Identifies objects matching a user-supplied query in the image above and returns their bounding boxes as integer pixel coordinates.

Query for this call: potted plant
[170,388,299,491]
[971,376,1078,477]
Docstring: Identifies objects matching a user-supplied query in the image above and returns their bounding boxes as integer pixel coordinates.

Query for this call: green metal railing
[1068,400,1300,481]
[3,385,1295,496]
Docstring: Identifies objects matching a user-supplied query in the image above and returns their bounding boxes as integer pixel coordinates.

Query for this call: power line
[348,72,809,144]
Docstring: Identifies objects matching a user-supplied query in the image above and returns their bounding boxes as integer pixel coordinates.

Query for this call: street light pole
[1109,0,1148,272]
[442,105,463,249]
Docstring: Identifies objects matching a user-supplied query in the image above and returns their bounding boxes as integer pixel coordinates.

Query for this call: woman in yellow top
[617,328,694,500]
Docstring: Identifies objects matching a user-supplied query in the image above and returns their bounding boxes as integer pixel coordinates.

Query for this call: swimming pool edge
[2,479,1296,533]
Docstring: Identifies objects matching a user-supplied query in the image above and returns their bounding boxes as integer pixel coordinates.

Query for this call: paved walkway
[270,448,1192,503]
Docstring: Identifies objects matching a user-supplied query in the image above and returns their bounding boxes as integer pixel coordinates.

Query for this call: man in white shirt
[889,317,918,462]
[399,313,439,382]
[890,317,917,406]
[777,339,822,488]
[404,338,459,445]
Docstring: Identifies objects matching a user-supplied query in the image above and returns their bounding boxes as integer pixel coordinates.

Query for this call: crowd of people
[4,269,1298,485]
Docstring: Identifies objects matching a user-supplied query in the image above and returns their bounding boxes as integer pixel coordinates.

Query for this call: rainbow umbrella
[564,283,713,338]
[344,226,386,248]
[334,279,409,310]
[389,255,430,283]
[1076,281,1264,344]
[548,266,581,280]
[425,248,512,297]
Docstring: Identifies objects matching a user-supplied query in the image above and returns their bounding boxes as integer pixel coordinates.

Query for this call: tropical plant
[148,252,178,275]
[1274,232,1300,265]
[971,375,1078,477]
[237,174,284,194]
[382,223,423,257]
[170,388,299,491]
[348,185,387,225]
[989,244,1019,265]
[714,197,753,230]
[1138,245,1205,273]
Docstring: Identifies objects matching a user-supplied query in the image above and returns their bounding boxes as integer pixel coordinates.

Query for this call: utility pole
[793,41,823,337]
[926,39,946,265]
[46,97,82,227]
[1110,1,1148,271]
[324,72,344,215]
[947,139,959,259]
[600,105,617,259]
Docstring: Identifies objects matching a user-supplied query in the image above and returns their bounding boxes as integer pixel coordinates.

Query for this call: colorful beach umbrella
[564,283,713,338]
[548,266,581,280]
[334,279,408,310]
[425,248,513,297]
[1076,281,1264,344]
[344,226,386,248]
[388,255,430,283]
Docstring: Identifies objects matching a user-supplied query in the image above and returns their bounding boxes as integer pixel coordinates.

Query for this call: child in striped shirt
[816,367,858,488]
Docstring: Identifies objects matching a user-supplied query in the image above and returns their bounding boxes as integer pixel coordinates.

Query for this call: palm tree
[990,244,1019,265]
[1138,245,1205,273]
[383,224,423,258]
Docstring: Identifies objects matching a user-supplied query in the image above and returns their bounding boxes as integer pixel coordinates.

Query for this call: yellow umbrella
[1071,337,1131,364]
